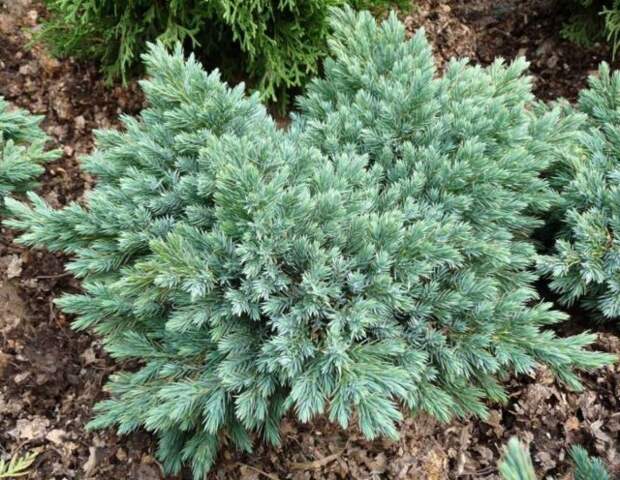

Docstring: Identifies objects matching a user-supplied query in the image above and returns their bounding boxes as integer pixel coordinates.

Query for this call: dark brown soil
[0,0,618,479]
[407,0,619,101]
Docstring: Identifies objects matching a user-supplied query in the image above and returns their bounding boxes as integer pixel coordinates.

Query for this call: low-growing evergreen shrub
[39,0,401,102]
[499,437,610,480]
[541,64,620,319]
[562,0,620,56]
[6,9,614,477]
[0,98,57,204]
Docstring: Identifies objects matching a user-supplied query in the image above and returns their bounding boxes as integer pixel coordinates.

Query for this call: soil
[406,0,619,101]
[0,0,618,479]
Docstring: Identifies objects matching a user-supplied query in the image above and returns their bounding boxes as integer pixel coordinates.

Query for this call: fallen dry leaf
[290,447,345,471]
[45,428,67,445]
[8,416,50,441]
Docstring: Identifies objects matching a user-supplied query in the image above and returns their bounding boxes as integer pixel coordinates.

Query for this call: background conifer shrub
[499,437,610,480]
[38,0,402,103]
[562,0,620,57]
[0,97,58,204]
[5,11,615,478]
[541,64,620,320]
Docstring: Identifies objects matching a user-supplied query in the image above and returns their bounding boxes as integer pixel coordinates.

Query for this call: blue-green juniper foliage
[5,9,614,478]
[499,437,610,480]
[0,97,57,204]
[541,64,620,320]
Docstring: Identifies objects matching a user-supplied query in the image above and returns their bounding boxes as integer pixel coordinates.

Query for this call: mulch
[0,0,618,479]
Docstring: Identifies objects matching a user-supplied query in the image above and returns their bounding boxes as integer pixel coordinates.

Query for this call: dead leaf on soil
[564,416,581,432]
[5,255,23,279]
[83,446,108,477]
[80,346,98,366]
[0,351,10,377]
[45,428,67,445]
[290,447,345,471]
[483,409,504,437]
[131,462,161,480]
[0,281,26,331]
[421,448,448,480]
[8,415,50,441]
[238,464,281,480]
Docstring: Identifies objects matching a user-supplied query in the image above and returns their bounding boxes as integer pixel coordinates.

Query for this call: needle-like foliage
[562,1,620,57]
[499,438,610,480]
[38,0,401,103]
[294,5,613,403]
[541,64,620,319]
[571,445,611,480]
[499,438,537,480]
[5,10,614,478]
[0,449,40,479]
[0,97,57,204]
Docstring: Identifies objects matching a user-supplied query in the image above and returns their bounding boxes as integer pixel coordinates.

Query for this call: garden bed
[0,0,618,479]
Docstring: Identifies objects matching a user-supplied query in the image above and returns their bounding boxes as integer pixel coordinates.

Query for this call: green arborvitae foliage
[0,449,40,479]
[5,10,615,478]
[38,0,402,103]
[540,64,620,319]
[498,438,610,480]
[0,97,58,204]
[562,0,620,57]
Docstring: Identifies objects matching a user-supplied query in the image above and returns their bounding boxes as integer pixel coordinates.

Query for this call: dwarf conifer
[541,64,620,319]
[5,10,614,477]
[0,98,57,205]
